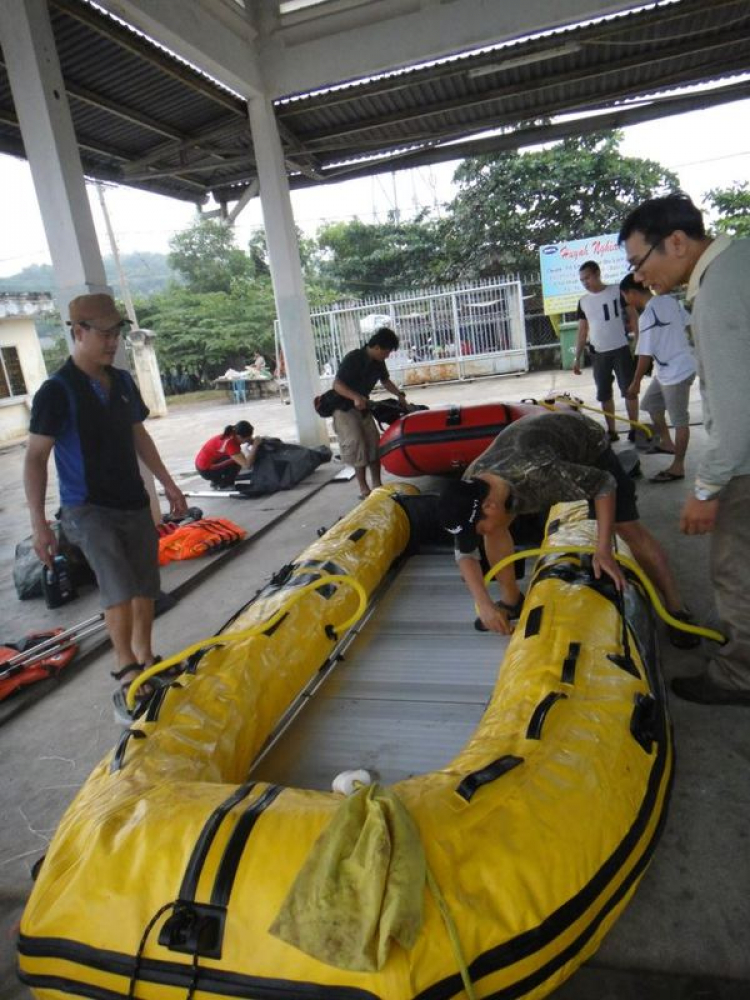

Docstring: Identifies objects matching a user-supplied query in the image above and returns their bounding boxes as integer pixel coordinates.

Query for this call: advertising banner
[539,234,629,315]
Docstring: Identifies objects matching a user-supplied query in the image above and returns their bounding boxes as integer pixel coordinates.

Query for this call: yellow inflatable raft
[18,488,672,1000]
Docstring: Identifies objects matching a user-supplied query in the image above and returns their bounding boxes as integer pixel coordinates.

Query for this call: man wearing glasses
[619,193,750,706]
[24,293,187,722]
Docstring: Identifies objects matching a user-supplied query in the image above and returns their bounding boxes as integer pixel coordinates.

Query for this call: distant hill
[0,252,180,298]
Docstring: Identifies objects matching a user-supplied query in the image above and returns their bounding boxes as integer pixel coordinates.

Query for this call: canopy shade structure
[1,0,748,210]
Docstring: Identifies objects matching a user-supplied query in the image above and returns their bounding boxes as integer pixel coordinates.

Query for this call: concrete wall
[0,316,48,443]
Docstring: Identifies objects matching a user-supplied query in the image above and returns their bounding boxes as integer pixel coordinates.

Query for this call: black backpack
[314,389,351,418]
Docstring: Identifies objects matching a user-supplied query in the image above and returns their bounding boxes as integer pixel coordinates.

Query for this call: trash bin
[559,321,579,370]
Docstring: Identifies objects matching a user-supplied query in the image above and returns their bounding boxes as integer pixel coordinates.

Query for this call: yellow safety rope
[426,868,477,1000]
[482,546,725,644]
[126,573,368,709]
[538,394,653,438]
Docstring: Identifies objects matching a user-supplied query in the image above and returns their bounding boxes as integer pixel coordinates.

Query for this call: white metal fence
[275,277,529,388]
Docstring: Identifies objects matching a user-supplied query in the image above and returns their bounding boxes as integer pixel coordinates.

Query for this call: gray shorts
[641,373,695,427]
[332,407,380,467]
[60,504,160,609]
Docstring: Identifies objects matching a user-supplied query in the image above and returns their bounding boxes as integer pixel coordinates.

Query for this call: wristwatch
[694,486,721,502]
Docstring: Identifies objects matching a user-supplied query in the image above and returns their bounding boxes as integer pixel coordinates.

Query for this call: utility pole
[96,182,138,326]
[95,182,168,432]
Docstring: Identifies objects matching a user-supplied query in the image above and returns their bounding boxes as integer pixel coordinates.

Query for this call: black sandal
[148,655,183,681]
[111,663,153,725]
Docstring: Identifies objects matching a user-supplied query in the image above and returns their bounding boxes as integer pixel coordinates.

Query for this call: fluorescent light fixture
[468,42,582,79]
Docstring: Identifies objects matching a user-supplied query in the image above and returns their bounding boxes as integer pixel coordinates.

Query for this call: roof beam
[281,79,750,190]
[121,116,248,177]
[288,27,750,153]
[92,0,265,100]
[260,0,645,97]
[126,154,254,182]
[65,78,187,142]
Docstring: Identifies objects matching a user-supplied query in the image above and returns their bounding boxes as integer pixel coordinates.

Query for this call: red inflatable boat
[379,400,576,477]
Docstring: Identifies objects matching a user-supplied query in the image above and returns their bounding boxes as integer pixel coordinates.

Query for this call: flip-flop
[646,445,676,455]
[649,470,685,483]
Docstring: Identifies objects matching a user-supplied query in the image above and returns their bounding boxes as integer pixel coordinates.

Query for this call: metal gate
[275,277,528,389]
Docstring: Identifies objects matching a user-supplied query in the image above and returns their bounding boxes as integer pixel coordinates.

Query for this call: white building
[0,292,55,443]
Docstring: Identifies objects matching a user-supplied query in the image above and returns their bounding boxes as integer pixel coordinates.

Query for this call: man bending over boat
[438,409,697,646]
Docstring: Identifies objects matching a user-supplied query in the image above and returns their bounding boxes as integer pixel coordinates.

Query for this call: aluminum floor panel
[251,552,516,790]
[320,634,502,702]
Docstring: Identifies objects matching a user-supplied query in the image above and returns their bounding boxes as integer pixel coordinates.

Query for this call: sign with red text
[539,234,629,314]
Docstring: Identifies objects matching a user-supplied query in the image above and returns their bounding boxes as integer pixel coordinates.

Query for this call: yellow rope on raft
[483,546,725,644]
[126,573,368,710]
[539,395,653,438]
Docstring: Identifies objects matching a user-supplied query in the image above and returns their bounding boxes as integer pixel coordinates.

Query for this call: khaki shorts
[332,407,380,467]
[641,373,695,428]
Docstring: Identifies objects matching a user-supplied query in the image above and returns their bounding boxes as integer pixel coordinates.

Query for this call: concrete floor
[0,367,748,999]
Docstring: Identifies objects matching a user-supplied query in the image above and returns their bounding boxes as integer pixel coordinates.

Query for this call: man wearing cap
[438,410,696,643]
[24,293,187,722]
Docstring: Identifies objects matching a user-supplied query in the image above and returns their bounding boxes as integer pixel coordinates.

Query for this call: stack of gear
[158,517,247,565]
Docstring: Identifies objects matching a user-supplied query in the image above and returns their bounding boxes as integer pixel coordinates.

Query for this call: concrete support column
[0,0,110,317]
[246,95,327,447]
[0,0,161,521]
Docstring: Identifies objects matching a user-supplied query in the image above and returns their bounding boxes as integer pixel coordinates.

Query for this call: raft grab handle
[526,692,568,740]
[456,755,524,802]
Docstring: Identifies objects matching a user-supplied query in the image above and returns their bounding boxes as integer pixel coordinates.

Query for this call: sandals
[649,470,684,483]
[111,662,155,725]
[474,594,525,633]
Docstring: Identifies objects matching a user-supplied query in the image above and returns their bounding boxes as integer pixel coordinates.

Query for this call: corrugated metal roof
[0,0,748,205]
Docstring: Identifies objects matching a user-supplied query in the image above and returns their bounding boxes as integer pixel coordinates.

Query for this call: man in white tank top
[573,260,639,442]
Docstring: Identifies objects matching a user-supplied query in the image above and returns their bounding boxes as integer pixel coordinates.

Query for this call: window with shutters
[0,346,28,399]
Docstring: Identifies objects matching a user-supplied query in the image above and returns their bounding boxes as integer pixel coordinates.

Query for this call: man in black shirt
[332,327,408,497]
[24,293,187,723]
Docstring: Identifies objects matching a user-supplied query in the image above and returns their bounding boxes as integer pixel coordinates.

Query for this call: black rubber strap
[526,692,568,740]
[210,785,283,908]
[109,729,146,773]
[177,782,257,902]
[524,605,544,637]
[561,642,581,684]
[456,755,524,802]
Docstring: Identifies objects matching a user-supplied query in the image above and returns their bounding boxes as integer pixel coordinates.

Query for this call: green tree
[314,212,447,296]
[136,276,278,380]
[444,130,679,275]
[168,217,252,293]
[705,182,750,237]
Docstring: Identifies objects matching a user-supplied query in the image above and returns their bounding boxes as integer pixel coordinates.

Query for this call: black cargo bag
[234,439,332,497]
[13,522,95,601]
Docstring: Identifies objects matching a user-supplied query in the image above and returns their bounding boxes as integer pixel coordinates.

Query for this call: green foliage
[135,276,278,378]
[168,217,252,293]
[446,131,679,274]
[42,332,70,373]
[705,182,750,237]
[315,212,448,295]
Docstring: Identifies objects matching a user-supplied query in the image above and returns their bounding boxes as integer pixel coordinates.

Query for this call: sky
[1,97,748,279]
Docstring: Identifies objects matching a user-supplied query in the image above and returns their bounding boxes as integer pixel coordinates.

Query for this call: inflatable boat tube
[378,399,577,477]
[18,490,672,1000]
